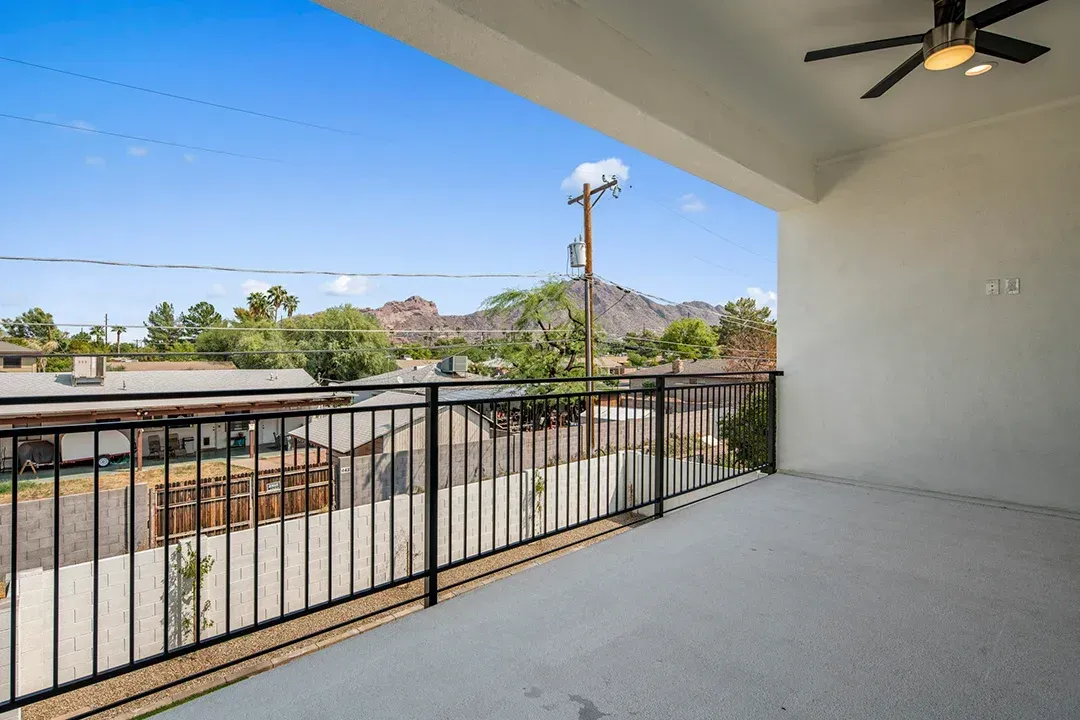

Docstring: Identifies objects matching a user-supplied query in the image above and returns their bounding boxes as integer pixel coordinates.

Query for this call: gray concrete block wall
[0,452,737,702]
[0,485,150,577]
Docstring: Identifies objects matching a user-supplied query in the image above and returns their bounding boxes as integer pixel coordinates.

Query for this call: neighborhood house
[0,363,346,472]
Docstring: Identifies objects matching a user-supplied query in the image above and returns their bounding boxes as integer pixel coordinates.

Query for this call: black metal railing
[0,370,779,712]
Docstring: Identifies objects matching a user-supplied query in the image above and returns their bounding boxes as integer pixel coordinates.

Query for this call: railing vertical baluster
[448,402,454,561]
[127,430,135,666]
[653,377,666,516]
[543,400,548,534]
[490,402,496,552]
[253,421,260,624]
[225,423,232,633]
[304,417,310,609]
[566,397,571,527]
[10,431,18,702]
[369,412,375,590]
[554,397,560,531]
[349,411,355,597]
[92,429,99,672]
[163,429,170,652]
[424,386,439,607]
[279,418,286,617]
[504,400,511,548]
[52,433,60,689]
[389,409,395,582]
[464,405,470,559]
[579,401,585,524]
[326,414,332,600]
[766,374,777,474]
[195,424,202,643]
[518,401,524,543]
[474,403,479,557]
[408,408,414,577]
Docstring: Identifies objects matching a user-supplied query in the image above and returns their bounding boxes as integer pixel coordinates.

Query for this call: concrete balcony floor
[161,473,1080,719]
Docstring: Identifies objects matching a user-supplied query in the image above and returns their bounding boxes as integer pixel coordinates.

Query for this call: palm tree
[113,326,127,352]
[283,294,299,318]
[267,285,289,322]
[246,292,272,321]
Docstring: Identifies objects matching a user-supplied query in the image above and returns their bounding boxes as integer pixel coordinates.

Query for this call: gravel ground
[23,512,645,720]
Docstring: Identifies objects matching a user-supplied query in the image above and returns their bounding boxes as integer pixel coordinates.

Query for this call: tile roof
[337,363,482,389]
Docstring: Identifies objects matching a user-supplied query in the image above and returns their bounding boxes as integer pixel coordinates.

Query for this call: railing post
[652,376,666,518]
[765,373,777,474]
[424,385,440,607]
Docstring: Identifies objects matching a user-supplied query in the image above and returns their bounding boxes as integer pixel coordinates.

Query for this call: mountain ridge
[363,281,725,338]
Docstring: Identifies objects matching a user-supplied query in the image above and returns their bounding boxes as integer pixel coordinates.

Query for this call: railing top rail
[0,370,782,408]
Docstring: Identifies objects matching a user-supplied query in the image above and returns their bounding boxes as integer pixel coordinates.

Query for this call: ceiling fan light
[922,20,977,71]
[925,43,976,70]
[965,62,997,77]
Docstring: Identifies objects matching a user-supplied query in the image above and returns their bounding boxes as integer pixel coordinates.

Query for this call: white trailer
[59,429,131,468]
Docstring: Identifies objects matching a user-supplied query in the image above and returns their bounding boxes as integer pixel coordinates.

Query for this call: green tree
[482,279,587,387]
[659,318,718,360]
[284,305,395,381]
[234,292,274,323]
[89,325,107,347]
[282,294,299,318]
[145,302,183,351]
[196,325,302,370]
[714,297,775,348]
[179,302,224,342]
[2,307,64,343]
[112,326,127,352]
[720,387,769,468]
[267,285,289,322]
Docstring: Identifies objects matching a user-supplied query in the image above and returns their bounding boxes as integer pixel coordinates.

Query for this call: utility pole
[567,175,621,392]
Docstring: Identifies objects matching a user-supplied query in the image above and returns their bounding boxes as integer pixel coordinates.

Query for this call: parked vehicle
[16,429,131,475]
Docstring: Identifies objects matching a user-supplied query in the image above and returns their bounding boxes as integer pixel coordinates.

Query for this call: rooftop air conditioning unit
[72,356,106,385]
[438,356,469,375]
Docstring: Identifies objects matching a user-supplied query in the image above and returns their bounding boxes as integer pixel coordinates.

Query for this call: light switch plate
[1005,278,1020,295]
[986,279,1000,296]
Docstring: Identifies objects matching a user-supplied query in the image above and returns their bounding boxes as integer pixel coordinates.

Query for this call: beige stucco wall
[778,99,1080,511]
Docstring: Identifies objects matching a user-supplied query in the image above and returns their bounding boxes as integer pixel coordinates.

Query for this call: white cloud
[208,283,226,298]
[561,158,629,192]
[70,120,95,133]
[323,275,370,296]
[128,146,148,157]
[678,193,707,213]
[241,279,271,294]
[183,153,195,163]
[84,155,106,167]
[747,287,778,310]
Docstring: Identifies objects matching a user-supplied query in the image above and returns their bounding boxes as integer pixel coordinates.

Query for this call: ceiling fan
[804,0,1051,98]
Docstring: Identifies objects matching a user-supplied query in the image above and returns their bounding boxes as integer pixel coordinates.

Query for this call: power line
[644,195,776,264]
[0,113,283,163]
[622,337,774,356]
[0,255,559,280]
[0,56,367,138]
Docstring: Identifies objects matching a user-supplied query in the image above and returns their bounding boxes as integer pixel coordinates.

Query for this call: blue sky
[0,0,777,340]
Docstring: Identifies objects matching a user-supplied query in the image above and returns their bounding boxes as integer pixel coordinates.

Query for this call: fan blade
[970,0,1051,29]
[805,34,924,62]
[975,31,1050,62]
[862,51,924,98]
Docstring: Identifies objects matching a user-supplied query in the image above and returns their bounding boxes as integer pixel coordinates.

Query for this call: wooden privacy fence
[150,464,331,545]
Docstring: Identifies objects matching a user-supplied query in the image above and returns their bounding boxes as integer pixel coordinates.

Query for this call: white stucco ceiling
[320,0,1077,208]
[573,0,1078,162]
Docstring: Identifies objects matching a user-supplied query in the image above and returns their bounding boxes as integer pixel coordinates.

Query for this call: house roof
[0,368,340,420]
[642,358,739,376]
[337,363,483,389]
[289,391,483,453]
[595,355,629,369]
[0,340,43,356]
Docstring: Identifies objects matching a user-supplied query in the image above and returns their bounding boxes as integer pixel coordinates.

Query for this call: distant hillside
[364,281,724,339]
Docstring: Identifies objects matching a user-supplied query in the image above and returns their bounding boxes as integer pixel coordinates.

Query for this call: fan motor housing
[923,20,976,63]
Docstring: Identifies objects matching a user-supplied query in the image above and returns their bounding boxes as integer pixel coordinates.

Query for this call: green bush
[719,388,770,468]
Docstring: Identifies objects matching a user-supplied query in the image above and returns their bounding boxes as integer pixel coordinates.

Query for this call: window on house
[3,357,21,369]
